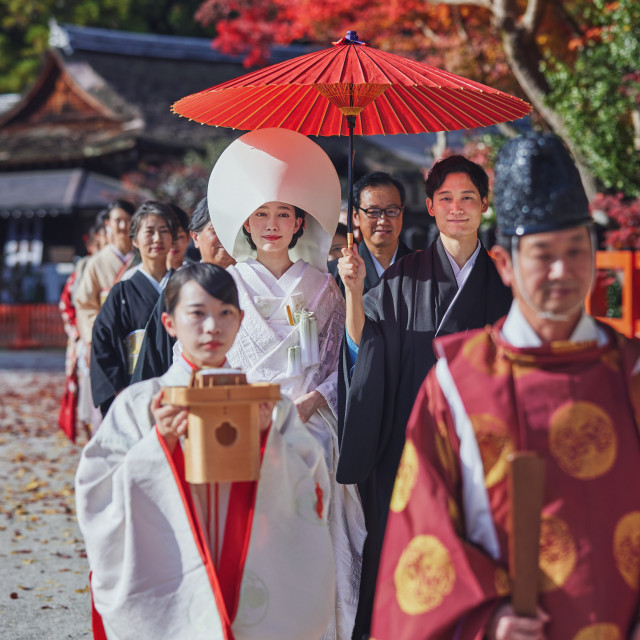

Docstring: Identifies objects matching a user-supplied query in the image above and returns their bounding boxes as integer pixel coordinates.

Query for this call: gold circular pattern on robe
[538,514,577,591]
[394,535,456,615]
[572,623,621,640]
[390,441,419,513]
[462,333,510,377]
[549,401,617,479]
[470,414,514,488]
[613,511,640,589]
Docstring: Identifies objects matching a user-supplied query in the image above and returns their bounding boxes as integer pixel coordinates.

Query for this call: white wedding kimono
[76,360,335,640]
[226,258,366,640]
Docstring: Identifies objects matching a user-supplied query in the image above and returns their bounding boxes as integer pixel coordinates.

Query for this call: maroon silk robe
[372,320,640,640]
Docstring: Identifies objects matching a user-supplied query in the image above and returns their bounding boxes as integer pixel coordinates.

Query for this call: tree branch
[521,0,547,35]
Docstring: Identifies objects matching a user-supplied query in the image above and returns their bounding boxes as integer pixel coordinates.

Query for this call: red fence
[0,254,638,349]
[0,304,67,349]
[585,251,640,338]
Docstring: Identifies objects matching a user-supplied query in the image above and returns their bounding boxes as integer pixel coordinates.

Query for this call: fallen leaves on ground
[0,367,91,629]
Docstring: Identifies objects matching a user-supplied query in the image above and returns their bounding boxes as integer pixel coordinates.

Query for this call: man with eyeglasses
[336,155,512,639]
[329,171,413,296]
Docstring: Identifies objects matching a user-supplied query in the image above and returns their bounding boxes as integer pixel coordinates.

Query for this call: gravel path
[0,351,92,640]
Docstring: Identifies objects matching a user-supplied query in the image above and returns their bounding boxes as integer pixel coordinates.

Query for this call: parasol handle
[507,452,545,617]
[346,115,356,249]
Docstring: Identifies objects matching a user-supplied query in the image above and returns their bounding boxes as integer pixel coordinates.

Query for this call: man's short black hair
[424,155,489,201]
[354,172,406,212]
[189,198,210,234]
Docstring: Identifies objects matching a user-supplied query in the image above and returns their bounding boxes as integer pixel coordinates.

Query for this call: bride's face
[243,201,302,254]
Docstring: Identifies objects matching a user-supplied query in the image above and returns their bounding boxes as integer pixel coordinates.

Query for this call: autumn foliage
[592,193,640,251]
[195,0,575,91]
[195,0,639,199]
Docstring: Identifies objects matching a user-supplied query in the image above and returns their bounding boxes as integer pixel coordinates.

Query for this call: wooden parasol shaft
[507,452,545,617]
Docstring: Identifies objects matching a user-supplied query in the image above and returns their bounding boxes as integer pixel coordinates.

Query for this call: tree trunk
[493,0,599,199]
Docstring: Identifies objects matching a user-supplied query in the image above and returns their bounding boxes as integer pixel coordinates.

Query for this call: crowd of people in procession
[57,128,640,640]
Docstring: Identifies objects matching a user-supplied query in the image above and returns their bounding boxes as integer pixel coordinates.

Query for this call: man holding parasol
[337,153,512,637]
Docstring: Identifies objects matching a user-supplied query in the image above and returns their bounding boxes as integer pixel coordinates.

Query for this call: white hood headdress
[208,128,341,273]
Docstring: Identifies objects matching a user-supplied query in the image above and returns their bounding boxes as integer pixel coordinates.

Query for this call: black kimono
[337,237,512,638]
[90,270,166,416]
[327,238,413,297]
[129,291,174,384]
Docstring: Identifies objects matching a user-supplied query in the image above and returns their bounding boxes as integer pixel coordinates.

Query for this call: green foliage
[542,0,640,196]
[0,0,213,93]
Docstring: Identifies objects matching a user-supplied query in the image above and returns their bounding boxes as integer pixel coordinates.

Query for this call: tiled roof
[57,23,315,64]
[0,168,150,217]
[0,24,317,167]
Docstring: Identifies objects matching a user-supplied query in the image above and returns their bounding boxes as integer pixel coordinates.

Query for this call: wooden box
[163,369,281,484]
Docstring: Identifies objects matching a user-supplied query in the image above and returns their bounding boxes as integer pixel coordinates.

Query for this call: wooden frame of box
[163,371,281,484]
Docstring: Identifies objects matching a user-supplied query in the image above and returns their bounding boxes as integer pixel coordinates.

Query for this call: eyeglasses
[358,206,403,218]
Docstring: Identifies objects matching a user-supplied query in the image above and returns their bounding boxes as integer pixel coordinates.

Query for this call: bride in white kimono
[209,128,366,640]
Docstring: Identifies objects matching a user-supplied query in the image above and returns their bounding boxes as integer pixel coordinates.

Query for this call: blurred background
[0,0,638,338]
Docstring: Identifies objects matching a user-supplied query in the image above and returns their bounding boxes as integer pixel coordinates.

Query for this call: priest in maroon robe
[372,133,640,640]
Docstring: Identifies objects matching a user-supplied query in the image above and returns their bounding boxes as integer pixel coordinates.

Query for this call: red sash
[89,572,108,640]
[218,427,270,619]
[158,421,271,633]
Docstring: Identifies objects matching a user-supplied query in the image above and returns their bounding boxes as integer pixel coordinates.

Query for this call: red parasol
[173,31,531,244]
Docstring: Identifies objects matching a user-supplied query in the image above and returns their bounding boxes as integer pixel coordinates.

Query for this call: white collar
[369,245,399,278]
[443,239,481,288]
[501,301,608,348]
[177,353,230,374]
[139,268,170,293]
[108,244,132,262]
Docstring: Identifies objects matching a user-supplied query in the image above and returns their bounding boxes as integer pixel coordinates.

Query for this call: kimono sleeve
[75,385,224,640]
[311,277,345,418]
[75,258,102,345]
[336,315,387,483]
[276,398,332,520]
[59,271,78,339]
[90,284,129,410]
[130,294,175,384]
[371,371,506,640]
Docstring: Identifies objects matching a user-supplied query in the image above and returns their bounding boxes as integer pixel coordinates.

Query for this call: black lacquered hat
[494,133,591,236]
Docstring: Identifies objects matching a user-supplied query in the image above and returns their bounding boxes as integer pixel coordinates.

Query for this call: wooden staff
[507,452,545,616]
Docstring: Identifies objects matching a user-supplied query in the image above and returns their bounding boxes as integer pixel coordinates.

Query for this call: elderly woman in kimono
[208,128,366,640]
[76,263,335,640]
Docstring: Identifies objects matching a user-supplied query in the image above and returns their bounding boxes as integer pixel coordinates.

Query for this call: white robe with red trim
[76,362,335,640]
